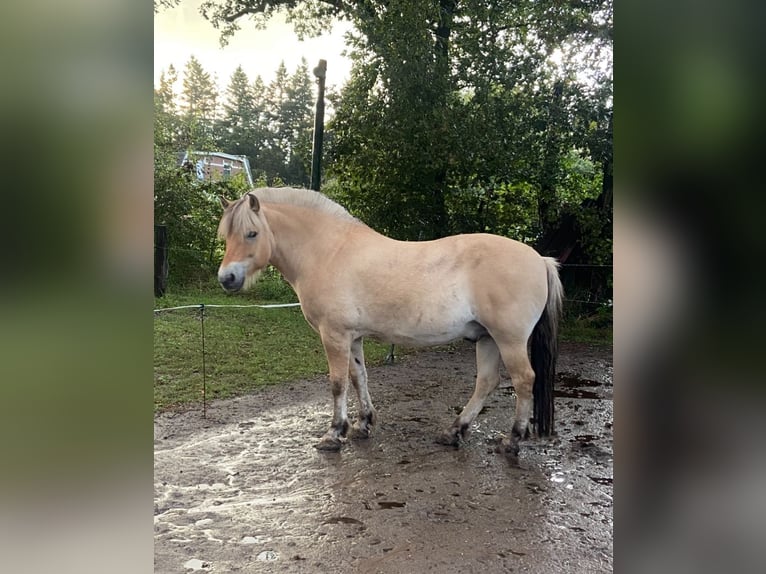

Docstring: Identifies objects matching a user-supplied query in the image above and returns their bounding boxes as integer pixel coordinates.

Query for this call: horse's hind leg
[437,336,501,446]
[349,337,377,439]
[496,340,536,456]
[315,331,352,451]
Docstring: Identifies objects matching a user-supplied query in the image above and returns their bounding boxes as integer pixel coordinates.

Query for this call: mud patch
[155,341,612,573]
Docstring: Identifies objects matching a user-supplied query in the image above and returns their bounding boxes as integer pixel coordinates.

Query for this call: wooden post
[310,59,327,191]
[154,225,168,297]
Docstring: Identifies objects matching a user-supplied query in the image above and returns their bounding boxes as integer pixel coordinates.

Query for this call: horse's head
[216,193,273,293]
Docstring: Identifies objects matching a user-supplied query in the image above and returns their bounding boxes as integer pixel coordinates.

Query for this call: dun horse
[217,188,562,455]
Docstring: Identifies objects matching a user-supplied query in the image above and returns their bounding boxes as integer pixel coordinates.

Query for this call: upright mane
[218,187,360,238]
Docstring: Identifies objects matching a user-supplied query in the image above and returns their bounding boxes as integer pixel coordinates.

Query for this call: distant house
[178,151,254,187]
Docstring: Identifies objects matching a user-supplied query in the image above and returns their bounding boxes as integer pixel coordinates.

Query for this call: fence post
[200,304,207,419]
[310,59,327,191]
[154,225,168,297]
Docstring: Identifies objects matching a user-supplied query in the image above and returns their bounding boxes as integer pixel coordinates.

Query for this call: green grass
[154,274,392,411]
[560,303,613,345]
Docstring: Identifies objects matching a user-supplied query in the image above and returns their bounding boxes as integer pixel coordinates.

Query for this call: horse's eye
[246,230,258,239]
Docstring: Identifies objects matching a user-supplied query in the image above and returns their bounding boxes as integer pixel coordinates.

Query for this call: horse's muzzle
[218,271,244,293]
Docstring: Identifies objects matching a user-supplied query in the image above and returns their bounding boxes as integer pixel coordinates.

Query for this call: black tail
[532,258,563,437]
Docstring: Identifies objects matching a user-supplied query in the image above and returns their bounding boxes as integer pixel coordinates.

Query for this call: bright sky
[154,0,354,92]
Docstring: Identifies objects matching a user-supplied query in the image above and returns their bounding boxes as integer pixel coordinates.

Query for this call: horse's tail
[532,257,563,437]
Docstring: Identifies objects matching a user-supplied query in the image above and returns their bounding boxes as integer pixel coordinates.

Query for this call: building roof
[178,150,254,186]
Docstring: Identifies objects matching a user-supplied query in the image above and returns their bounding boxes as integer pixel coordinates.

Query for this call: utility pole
[310,59,327,191]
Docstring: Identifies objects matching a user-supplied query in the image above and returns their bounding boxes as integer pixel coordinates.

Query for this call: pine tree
[180,56,219,149]
[260,62,290,180]
[219,66,256,155]
[154,65,180,148]
[282,59,315,185]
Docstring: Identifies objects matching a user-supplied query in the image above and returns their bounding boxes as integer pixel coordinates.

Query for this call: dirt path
[155,341,612,573]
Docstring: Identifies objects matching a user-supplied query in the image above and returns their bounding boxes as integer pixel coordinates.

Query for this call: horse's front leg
[349,337,377,439]
[315,331,352,451]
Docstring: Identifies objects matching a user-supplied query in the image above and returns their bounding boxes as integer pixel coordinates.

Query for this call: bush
[154,148,251,287]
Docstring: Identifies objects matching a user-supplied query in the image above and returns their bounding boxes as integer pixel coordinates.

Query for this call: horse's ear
[219,196,232,209]
[248,193,260,213]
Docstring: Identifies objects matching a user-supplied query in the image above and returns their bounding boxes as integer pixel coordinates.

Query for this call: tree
[281,60,315,185]
[256,60,315,186]
[217,65,264,162]
[155,0,613,295]
[154,65,180,148]
[180,55,219,149]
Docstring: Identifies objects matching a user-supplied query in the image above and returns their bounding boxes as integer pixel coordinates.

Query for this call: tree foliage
[155,0,613,296]
[320,0,611,248]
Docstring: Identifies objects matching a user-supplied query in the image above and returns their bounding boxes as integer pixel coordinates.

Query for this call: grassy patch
[154,274,391,412]
[560,303,612,345]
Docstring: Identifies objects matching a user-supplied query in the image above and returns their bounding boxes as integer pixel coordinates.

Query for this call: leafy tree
[154,0,613,297]
[154,152,250,285]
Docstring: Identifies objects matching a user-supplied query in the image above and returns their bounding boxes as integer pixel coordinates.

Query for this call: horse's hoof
[492,435,519,457]
[350,424,372,440]
[435,430,460,447]
[314,436,344,451]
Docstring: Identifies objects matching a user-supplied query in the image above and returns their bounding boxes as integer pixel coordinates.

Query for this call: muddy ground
[155,341,612,573]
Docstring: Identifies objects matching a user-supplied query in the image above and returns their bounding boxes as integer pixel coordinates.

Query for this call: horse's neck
[264,203,357,286]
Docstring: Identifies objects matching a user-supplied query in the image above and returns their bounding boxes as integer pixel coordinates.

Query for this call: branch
[206,0,354,23]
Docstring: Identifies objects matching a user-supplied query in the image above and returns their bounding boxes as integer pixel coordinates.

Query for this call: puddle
[377,501,406,509]
[555,372,608,399]
[558,373,603,387]
[183,558,209,571]
[589,476,613,486]
[572,434,600,445]
[323,516,364,525]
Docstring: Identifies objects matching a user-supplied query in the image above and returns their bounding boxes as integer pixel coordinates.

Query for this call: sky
[154,1,354,92]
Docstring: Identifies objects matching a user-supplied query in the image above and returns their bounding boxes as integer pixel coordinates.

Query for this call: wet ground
[155,341,612,573]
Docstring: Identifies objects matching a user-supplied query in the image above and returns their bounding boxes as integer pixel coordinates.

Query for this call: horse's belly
[369,317,486,347]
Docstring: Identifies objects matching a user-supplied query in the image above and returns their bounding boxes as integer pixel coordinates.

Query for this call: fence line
[565,298,612,306]
[154,297,608,315]
[154,302,301,314]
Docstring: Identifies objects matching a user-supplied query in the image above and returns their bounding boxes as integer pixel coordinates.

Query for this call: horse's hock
[154,341,613,573]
